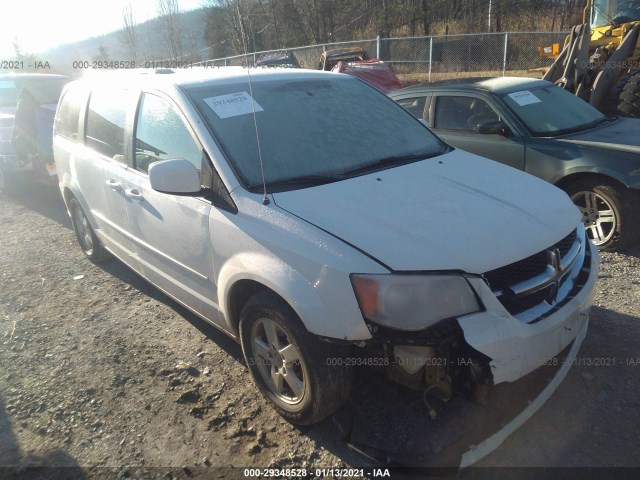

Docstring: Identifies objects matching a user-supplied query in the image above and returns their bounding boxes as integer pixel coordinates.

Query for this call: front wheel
[69,198,109,262]
[566,179,640,251]
[239,292,353,425]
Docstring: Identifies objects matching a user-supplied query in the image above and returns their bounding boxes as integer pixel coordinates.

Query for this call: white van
[54,68,598,430]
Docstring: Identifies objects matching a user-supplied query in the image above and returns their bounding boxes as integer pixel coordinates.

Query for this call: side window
[134,93,202,175]
[55,87,85,142]
[395,96,426,119]
[434,96,500,132]
[85,88,129,160]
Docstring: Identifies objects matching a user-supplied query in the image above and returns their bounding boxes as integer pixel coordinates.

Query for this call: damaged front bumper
[459,239,598,385]
[383,226,598,394]
[376,237,597,468]
[346,239,598,469]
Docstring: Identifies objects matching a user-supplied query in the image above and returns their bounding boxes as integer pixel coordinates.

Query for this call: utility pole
[488,0,493,32]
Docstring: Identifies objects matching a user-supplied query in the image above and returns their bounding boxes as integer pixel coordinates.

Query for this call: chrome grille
[483,226,588,323]
[483,228,577,292]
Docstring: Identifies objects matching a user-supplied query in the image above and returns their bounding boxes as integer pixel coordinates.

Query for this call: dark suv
[0,73,70,193]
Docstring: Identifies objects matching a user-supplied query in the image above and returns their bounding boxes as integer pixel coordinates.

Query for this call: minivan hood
[558,117,640,155]
[272,150,580,273]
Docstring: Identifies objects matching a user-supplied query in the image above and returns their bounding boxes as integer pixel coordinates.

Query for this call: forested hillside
[203,0,584,58]
[17,0,585,74]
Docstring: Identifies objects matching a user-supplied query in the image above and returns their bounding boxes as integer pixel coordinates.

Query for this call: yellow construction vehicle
[541,0,640,116]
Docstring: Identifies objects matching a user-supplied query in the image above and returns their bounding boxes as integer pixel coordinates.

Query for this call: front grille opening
[499,288,550,314]
[483,228,577,292]
[482,227,587,321]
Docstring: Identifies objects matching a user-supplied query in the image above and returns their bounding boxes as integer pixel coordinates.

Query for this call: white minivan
[54,68,598,432]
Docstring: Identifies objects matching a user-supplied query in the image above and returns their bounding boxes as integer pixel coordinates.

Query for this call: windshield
[592,0,640,26]
[185,76,447,191]
[500,85,606,136]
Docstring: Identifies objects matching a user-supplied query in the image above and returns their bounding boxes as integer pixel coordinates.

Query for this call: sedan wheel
[566,179,640,251]
[570,190,616,246]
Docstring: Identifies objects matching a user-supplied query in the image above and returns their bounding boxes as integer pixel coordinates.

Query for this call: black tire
[69,198,109,263]
[565,178,640,251]
[616,68,640,118]
[239,291,353,425]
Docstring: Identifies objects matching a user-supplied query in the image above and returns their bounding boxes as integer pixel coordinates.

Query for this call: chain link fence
[381,31,569,83]
[199,31,569,85]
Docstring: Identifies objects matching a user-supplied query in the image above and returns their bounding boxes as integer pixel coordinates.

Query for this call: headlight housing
[350,274,481,331]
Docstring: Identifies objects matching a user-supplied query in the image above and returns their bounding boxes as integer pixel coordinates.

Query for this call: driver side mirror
[149,158,201,194]
[476,120,509,135]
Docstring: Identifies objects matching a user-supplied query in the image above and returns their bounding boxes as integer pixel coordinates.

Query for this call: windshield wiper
[340,151,440,177]
[548,117,612,137]
[249,174,342,193]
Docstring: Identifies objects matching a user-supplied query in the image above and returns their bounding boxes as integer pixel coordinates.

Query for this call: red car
[319,48,403,93]
[331,59,404,93]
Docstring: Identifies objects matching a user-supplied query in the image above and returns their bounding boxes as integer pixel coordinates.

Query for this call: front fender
[551,164,640,189]
[217,251,372,341]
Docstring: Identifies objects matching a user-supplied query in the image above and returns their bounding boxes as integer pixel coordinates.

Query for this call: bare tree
[157,0,184,60]
[92,45,111,63]
[10,39,37,72]
[202,0,584,58]
[121,3,139,63]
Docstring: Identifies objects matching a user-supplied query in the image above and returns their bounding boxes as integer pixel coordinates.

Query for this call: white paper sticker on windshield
[203,91,264,119]
[507,90,541,107]
[0,80,16,89]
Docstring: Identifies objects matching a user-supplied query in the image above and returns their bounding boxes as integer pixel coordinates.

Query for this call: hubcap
[72,205,94,253]
[251,318,306,405]
[571,190,616,246]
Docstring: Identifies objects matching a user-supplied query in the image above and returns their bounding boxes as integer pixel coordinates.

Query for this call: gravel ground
[1,184,640,480]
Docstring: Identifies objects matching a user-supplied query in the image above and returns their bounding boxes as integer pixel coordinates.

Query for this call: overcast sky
[1,0,205,58]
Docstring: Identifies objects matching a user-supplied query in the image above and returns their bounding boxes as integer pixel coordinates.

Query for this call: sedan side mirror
[476,120,509,135]
[149,158,201,194]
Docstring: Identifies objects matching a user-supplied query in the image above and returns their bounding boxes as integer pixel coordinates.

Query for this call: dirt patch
[1,183,639,479]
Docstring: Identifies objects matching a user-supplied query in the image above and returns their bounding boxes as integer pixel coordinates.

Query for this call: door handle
[124,188,143,201]
[105,179,122,191]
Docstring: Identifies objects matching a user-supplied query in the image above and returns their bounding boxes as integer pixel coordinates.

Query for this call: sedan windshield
[185,75,446,191]
[500,85,607,136]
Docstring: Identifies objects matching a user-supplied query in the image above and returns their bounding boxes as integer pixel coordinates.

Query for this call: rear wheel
[239,291,353,425]
[566,178,640,251]
[69,198,108,262]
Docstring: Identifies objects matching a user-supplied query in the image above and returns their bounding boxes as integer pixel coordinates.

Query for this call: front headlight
[350,274,481,331]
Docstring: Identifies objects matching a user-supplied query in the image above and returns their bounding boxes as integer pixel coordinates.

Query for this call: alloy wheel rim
[251,317,306,405]
[571,190,616,246]
[73,206,93,253]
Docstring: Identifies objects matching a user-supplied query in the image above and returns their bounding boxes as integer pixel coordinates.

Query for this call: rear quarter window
[85,88,131,159]
[55,87,87,142]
